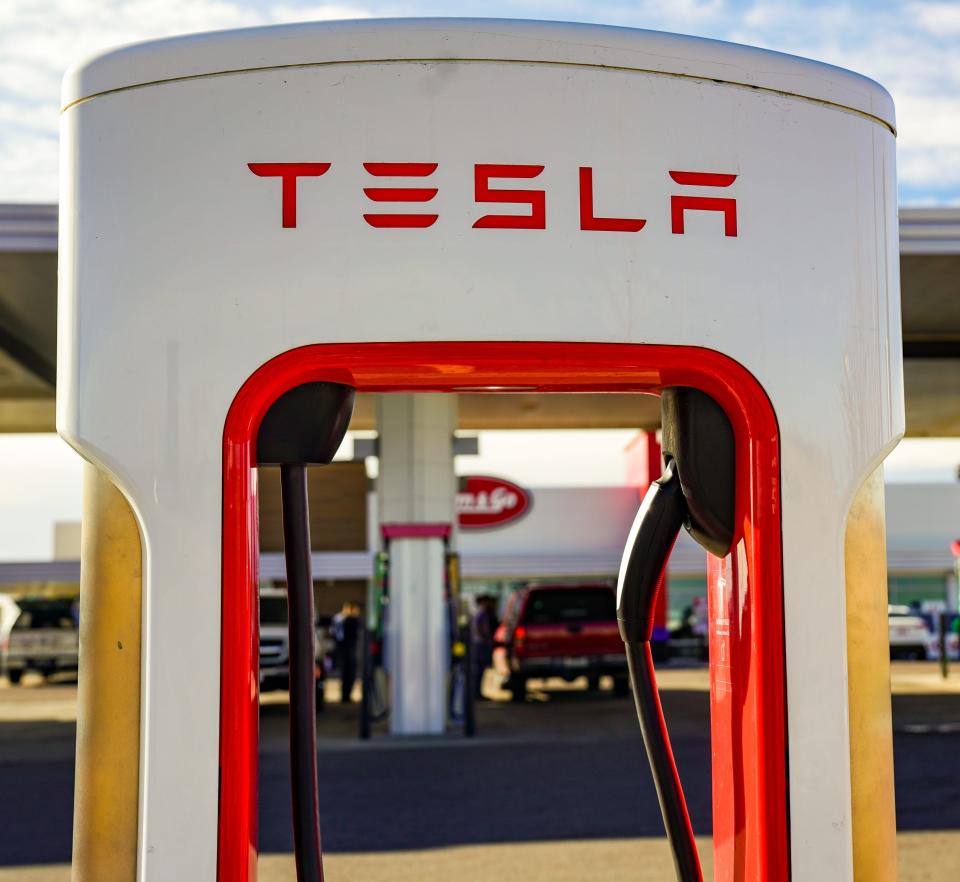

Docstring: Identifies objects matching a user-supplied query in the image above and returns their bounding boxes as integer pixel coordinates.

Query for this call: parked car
[888,605,931,660]
[493,583,629,701]
[0,595,20,682]
[259,587,326,707]
[0,595,18,649]
[0,597,79,684]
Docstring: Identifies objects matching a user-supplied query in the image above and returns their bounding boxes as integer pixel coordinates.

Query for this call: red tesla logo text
[362,162,438,228]
[247,162,738,236]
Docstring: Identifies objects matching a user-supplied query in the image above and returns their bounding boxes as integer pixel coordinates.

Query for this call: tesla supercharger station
[58,19,902,882]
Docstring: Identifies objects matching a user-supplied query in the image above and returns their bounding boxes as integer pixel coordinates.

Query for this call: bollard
[359,628,371,740]
[940,612,949,680]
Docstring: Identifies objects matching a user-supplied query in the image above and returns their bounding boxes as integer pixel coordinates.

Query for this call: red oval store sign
[456,476,531,529]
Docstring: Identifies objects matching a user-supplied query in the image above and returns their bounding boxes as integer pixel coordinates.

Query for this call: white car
[0,594,18,643]
[1,596,80,684]
[0,595,19,677]
[259,587,327,706]
[888,605,931,660]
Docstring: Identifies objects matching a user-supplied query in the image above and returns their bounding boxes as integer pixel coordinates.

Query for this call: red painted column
[624,430,669,637]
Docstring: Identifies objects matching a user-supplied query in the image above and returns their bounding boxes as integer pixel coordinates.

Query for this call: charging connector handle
[617,460,703,882]
[280,464,324,882]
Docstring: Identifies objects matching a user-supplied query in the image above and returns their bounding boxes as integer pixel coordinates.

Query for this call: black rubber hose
[280,463,323,882]
[617,460,702,882]
[626,641,702,882]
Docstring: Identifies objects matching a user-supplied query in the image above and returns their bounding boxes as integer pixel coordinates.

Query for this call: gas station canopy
[0,203,957,434]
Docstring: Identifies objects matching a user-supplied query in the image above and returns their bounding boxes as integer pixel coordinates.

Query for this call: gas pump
[445,551,477,737]
[364,528,474,738]
[360,551,390,737]
[59,19,902,882]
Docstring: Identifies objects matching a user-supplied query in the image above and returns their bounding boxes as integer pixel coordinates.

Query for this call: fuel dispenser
[360,529,473,738]
[59,18,902,882]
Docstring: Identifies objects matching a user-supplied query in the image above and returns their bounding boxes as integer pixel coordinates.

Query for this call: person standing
[335,602,360,703]
[470,595,496,700]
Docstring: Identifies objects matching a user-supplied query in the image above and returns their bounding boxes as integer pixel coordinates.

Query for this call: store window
[887,573,947,608]
[668,576,707,630]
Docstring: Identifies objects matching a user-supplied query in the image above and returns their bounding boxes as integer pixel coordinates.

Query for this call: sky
[0,1,958,559]
[1,0,959,204]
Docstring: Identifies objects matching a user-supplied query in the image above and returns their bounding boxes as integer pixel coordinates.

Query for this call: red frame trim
[219,342,787,882]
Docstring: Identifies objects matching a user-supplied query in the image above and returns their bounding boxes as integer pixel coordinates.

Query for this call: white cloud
[0,0,379,200]
[269,3,373,19]
[721,1,960,196]
[0,0,957,202]
[909,1,960,35]
[899,146,960,191]
[0,131,59,201]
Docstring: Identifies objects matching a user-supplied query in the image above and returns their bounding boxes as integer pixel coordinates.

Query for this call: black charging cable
[258,381,356,882]
[617,458,703,882]
[280,463,324,882]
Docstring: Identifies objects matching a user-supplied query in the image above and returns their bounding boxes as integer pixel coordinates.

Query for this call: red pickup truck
[493,583,629,701]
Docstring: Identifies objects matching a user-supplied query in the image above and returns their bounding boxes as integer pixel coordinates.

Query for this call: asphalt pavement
[0,665,958,873]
